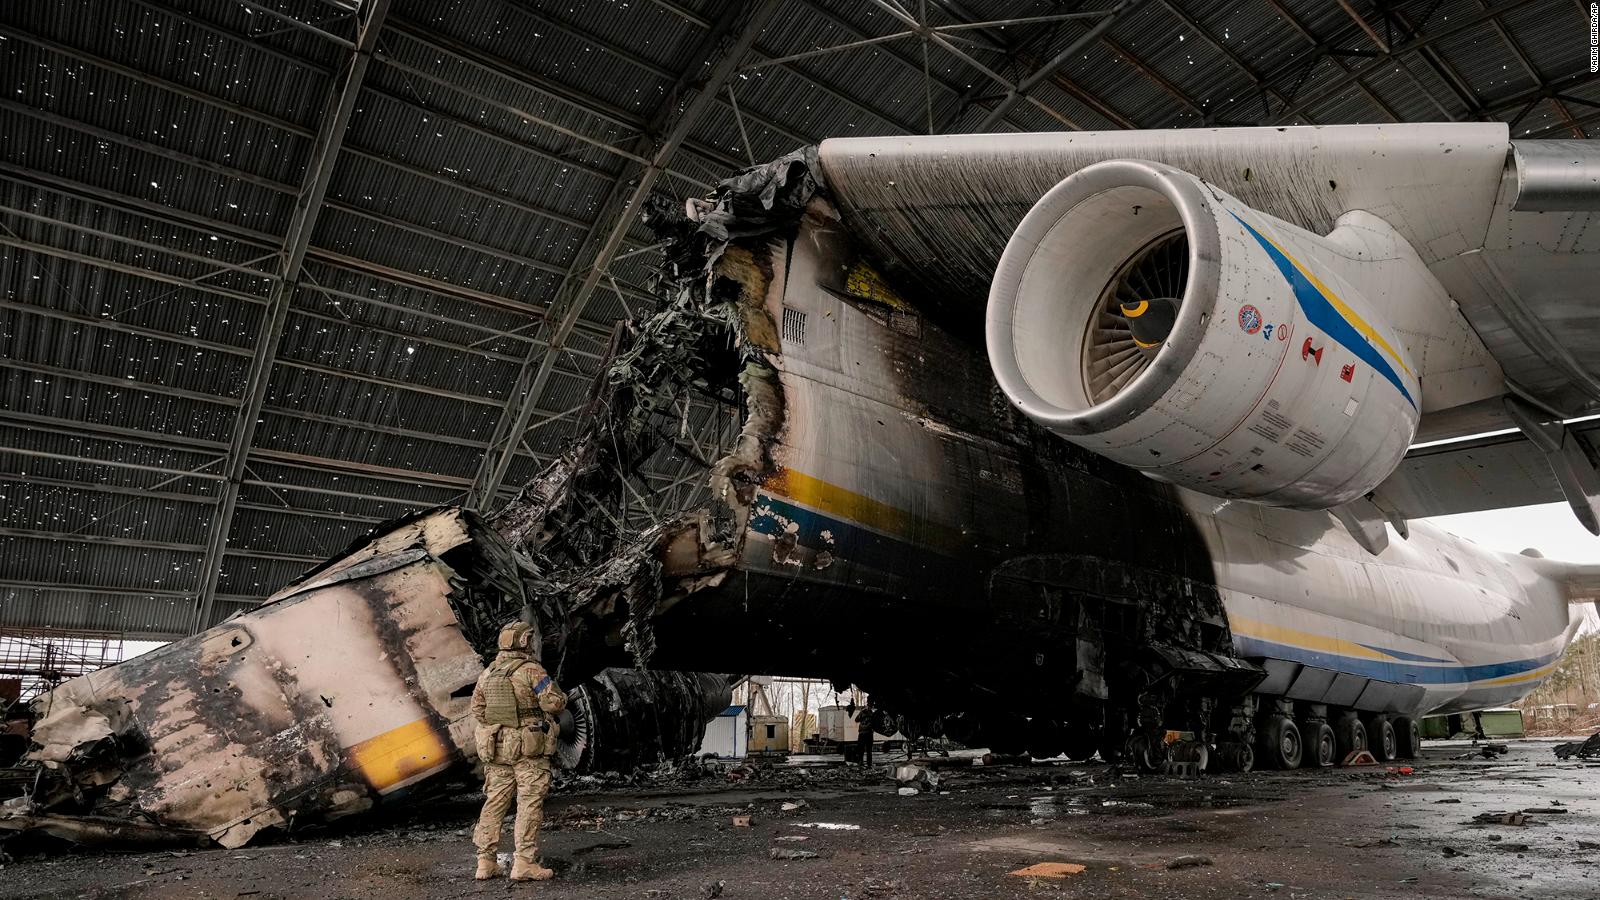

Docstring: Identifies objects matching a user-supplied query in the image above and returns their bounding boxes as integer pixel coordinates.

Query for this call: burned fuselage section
[488,150,1252,758]
[8,509,521,848]
[5,506,733,849]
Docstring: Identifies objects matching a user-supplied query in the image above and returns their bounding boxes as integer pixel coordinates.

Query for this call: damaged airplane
[3,510,726,848]
[8,124,1600,846]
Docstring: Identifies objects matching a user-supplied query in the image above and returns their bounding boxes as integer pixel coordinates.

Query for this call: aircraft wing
[815,126,1600,536]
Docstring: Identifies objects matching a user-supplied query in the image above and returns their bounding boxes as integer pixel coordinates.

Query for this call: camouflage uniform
[471,623,566,881]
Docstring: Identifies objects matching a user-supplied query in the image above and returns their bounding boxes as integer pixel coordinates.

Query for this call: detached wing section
[817,126,1600,539]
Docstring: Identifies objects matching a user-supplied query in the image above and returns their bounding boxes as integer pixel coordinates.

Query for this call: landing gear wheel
[1393,716,1420,759]
[1125,732,1165,772]
[1026,719,1065,760]
[1063,728,1098,762]
[1369,717,1398,762]
[1215,742,1254,773]
[1097,732,1125,764]
[1307,722,1337,768]
[984,715,1028,757]
[1260,716,1303,770]
[1170,740,1210,773]
[1334,715,1367,761]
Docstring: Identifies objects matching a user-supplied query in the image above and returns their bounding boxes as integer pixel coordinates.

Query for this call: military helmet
[497,621,535,652]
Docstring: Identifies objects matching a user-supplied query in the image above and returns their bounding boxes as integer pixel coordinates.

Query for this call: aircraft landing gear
[1259,715,1303,769]
[1214,741,1254,772]
[1026,718,1065,760]
[1125,728,1170,772]
[1334,712,1367,760]
[1394,716,1420,759]
[1368,715,1398,762]
[1305,719,1337,767]
[1063,726,1098,762]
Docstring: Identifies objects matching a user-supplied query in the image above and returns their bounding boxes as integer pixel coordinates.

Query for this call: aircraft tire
[1394,716,1421,759]
[1334,714,1367,760]
[1306,721,1337,767]
[1216,741,1254,773]
[1026,718,1065,760]
[1370,716,1398,762]
[1063,728,1098,762]
[1260,716,1303,769]
[1126,732,1164,772]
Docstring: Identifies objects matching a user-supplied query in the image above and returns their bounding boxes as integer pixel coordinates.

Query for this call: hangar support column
[468,0,786,511]
[190,0,395,633]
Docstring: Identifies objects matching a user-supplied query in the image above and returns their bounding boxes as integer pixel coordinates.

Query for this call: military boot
[474,857,502,880]
[509,859,553,882]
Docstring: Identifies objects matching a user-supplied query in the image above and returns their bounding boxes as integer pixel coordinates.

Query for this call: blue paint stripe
[1235,635,1556,685]
[1356,643,1455,664]
[749,493,941,574]
[1228,211,1417,410]
[755,494,1548,688]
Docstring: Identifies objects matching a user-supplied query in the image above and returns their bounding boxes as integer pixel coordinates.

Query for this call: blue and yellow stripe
[1229,615,1558,686]
[1228,211,1417,410]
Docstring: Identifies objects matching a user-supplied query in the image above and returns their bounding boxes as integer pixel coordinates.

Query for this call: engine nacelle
[986,160,1424,509]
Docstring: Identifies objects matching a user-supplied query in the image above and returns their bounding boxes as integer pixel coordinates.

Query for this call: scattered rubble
[2,741,1594,898]
[1552,733,1600,760]
[1008,862,1087,878]
[1472,812,1532,826]
[891,764,941,793]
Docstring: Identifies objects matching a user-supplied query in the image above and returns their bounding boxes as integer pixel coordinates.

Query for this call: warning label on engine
[1247,401,1293,444]
[1286,428,1327,458]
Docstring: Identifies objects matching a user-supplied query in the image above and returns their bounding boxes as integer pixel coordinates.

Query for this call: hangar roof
[1,0,1593,639]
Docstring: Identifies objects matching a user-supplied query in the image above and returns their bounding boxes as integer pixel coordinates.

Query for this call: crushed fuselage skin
[12,509,519,848]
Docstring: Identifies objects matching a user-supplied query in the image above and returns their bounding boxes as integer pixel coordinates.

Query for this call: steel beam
[1255,0,1537,125]
[1260,0,1402,123]
[191,0,393,634]
[468,0,785,511]
[1158,1,1298,121]
[0,165,637,348]
[922,0,1134,131]
[1335,0,1391,53]
[976,0,1146,130]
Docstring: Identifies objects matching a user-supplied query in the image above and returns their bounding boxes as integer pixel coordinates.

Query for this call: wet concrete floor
[2,739,1597,899]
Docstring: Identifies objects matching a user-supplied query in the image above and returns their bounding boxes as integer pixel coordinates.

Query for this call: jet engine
[986,159,1427,509]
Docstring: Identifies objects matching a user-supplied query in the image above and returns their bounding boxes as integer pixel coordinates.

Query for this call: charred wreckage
[16,130,1530,848]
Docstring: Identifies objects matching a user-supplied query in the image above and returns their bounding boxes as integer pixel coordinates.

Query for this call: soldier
[471,621,567,881]
[853,697,874,768]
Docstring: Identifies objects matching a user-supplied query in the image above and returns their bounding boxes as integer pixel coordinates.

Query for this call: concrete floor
[2,739,1597,899]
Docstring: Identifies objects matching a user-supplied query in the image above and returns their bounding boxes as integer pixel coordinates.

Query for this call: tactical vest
[480,656,541,728]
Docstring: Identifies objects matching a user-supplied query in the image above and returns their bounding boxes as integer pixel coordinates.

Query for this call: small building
[700,705,748,759]
[816,705,859,743]
[749,714,789,754]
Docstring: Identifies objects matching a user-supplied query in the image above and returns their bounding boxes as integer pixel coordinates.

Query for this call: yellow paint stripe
[346,718,451,792]
[761,468,972,553]
[1476,661,1558,687]
[1232,613,1556,687]
[764,468,915,537]
[1252,228,1414,377]
[1120,300,1149,318]
[1228,614,1396,661]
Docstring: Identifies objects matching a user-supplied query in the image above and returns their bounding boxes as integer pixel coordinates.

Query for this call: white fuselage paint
[762,203,1582,720]
[1182,490,1584,715]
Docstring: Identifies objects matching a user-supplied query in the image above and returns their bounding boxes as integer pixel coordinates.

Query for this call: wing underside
[815,127,1600,532]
